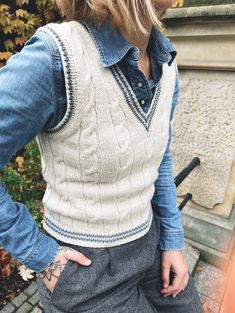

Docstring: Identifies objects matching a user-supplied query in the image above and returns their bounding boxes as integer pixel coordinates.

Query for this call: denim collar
[82,19,177,68]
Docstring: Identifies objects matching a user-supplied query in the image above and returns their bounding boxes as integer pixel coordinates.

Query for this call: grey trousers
[36,218,203,313]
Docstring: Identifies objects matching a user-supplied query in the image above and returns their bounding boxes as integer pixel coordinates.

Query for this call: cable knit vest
[35,21,177,247]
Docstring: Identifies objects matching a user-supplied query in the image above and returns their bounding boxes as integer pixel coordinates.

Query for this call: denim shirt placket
[124,48,154,114]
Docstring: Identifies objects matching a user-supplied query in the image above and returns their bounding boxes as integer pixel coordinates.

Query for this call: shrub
[0,140,46,231]
[0,0,61,67]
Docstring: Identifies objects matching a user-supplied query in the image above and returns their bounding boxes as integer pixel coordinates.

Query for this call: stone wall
[182,0,235,6]
[165,4,235,217]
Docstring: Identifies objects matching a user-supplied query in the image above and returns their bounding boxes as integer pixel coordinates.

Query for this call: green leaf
[0,15,11,27]
[4,39,15,51]
[0,51,13,60]
[27,14,42,26]
[0,4,10,13]
[3,24,14,34]
[16,9,28,18]
[15,37,26,46]
[16,0,29,7]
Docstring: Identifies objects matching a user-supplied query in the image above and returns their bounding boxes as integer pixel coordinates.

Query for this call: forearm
[152,147,184,250]
[0,181,61,271]
[151,69,184,250]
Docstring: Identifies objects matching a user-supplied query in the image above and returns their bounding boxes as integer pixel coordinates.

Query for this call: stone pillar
[165,2,235,267]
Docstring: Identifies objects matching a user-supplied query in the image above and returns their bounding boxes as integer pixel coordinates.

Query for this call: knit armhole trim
[36,23,81,139]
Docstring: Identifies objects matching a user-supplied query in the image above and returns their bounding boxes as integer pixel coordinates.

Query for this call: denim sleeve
[151,75,184,251]
[0,34,63,271]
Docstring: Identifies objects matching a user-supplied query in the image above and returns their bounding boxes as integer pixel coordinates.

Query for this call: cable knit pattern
[35,21,177,247]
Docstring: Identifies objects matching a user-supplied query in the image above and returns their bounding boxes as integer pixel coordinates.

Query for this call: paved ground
[194,260,229,313]
[0,256,230,313]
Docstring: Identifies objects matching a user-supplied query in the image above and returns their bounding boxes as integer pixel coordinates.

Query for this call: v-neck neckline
[111,64,162,131]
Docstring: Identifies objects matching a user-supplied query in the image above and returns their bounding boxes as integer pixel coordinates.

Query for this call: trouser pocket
[38,218,160,312]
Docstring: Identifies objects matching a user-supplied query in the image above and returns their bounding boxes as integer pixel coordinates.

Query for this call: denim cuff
[20,232,61,272]
[158,229,184,251]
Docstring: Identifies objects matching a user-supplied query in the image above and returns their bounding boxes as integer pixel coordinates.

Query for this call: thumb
[162,263,170,288]
[64,248,92,266]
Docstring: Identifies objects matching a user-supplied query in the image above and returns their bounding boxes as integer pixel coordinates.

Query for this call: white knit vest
[35,21,177,247]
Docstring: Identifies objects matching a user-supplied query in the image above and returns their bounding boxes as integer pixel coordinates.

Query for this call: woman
[0,0,203,312]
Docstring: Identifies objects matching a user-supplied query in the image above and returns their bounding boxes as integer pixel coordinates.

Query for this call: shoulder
[32,22,64,58]
[36,20,88,50]
[3,24,63,71]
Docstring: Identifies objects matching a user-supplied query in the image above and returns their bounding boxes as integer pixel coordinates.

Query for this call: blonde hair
[52,0,162,35]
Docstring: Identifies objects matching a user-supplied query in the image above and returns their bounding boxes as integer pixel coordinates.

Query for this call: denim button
[132,47,139,60]
[141,100,145,105]
[137,81,143,88]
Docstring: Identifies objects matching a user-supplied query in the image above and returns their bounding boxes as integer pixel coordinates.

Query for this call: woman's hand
[161,250,189,298]
[38,246,92,293]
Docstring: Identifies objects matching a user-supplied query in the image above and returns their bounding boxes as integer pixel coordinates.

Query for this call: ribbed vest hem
[42,205,153,248]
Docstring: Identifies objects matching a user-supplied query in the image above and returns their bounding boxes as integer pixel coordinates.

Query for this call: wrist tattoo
[38,246,74,281]
[39,260,67,281]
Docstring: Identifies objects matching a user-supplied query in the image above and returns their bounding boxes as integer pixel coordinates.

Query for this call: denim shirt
[0,20,183,272]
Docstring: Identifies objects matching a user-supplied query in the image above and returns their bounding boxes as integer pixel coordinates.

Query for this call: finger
[161,287,175,297]
[162,284,183,298]
[162,263,171,289]
[172,288,183,298]
[170,273,189,298]
[161,275,184,297]
[63,247,92,266]
[185,272,190,285]
[162,285,181,297]
[172,274,183,290]
[172,280,187,298]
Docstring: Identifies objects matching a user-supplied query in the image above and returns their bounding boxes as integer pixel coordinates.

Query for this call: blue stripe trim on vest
[111,64,161,131]
[37,26,76,134]
[44,212,152,243]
